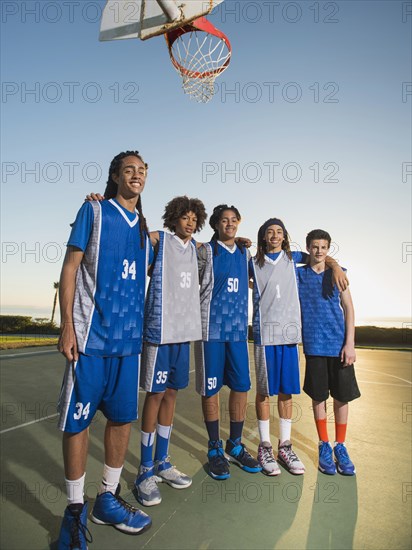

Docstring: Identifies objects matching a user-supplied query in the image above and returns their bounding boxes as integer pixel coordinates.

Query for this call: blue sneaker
[207,440,230,480]
[225,438,262,473]
[334,443,356,475]
[57,502,92,550]
[318,442,337,475]
[91,485,151,535]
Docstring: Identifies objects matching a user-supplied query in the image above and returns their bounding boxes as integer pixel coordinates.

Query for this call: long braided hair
[256,217,292,267]
[209,204,243,256]
[104,151,148,249]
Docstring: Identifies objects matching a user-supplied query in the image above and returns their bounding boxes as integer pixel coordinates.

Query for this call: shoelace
[70,515,93,549]
[142,474,161,491]
[335,446,350,464]
[260,446,276,464]
[161,465,184,479]
[281,445,300,463]
[320,444,332,460]
[115,493,140,514]
[210,446,228,468]
[237,444,255,462]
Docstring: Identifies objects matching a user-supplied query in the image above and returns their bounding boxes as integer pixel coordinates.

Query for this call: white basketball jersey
[251,251,301,346]
[144,232,202,344]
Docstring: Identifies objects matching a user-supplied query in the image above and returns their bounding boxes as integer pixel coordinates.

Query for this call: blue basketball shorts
[57,353,140,433]
[140,342,190,392]
[194,340,251,397]
[254,344,300,396]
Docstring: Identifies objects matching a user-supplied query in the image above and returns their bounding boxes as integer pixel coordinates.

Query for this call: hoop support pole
[156,0,181,21]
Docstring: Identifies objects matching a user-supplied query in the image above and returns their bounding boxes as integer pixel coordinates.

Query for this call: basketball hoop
[165,17,232,103]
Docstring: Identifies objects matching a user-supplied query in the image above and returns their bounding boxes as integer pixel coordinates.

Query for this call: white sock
[99,464,123,495]
[66,473,85,505]
[157,424,172,439]
[258,419,271,444]
[141,430,156,447]
[279,418,292,445]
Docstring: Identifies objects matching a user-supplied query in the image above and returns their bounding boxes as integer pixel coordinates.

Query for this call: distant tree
[35,317,49,324]
[51,281,59,324]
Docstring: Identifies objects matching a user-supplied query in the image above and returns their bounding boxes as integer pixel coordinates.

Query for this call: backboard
[99,0,225,41]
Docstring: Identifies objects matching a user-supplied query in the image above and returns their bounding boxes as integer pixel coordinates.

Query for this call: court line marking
[0,349,59,359]
[0,414,58,435]
[0,369,197,435]
[356,367,411,385]
[356,380,409,387]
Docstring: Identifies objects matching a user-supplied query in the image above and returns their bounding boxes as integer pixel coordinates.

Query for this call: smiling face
[112,155,147,200]
[264,224,285,253]
[174,211,197,242]
[307,239,330,266]
[216,209,239,243]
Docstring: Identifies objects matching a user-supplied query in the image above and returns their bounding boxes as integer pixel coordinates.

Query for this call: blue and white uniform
[297,265,345,356]
[297,265,360,402]
[250,250,307,396]
[58,199,151,432]
[195,241,251,397]
[141,231,202,392]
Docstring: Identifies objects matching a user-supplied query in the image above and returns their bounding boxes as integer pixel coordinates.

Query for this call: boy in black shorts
[297,229,360,475]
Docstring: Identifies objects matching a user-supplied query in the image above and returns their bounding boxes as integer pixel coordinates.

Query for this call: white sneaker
[258,442,281,476]
[134,465,162,506]
[155,458,192,489]
[277,440,305,475]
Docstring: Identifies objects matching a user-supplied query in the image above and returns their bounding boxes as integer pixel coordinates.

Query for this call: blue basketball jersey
[143,231,202,344]
[198,241,249,342]
[297,265,346,356]
[68,199,150,357]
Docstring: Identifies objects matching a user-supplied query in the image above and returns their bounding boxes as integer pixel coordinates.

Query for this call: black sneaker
[225,438,262,473]
[207,440,230,480]
[57,501,93,550]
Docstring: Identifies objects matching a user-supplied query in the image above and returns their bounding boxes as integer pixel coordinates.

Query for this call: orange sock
[315,418,329,442]
[335,423,347,443]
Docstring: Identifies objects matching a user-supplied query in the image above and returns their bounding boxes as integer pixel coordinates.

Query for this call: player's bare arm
[58,246,84,362]
[340,287,356,366]
[324,256,349,292]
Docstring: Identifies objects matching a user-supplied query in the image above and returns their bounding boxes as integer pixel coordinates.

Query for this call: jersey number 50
[227,277,239,293]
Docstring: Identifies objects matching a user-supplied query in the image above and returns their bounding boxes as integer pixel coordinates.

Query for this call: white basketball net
[169,29,231,103]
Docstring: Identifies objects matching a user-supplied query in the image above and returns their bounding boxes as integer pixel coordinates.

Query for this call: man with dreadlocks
[250,218,347,476]
[57,151,152,549]
[195,204,261,480]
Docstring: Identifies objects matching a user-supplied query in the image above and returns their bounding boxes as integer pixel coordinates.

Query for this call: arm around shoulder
[325,255,349,292]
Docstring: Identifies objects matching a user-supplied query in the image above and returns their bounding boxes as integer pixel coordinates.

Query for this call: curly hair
[209,204,243,256]
[162,196,207,233]
[103,151,148,249]
[256,217,292,267]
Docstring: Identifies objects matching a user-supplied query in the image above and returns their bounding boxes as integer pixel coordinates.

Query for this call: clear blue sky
[1,0,411,324]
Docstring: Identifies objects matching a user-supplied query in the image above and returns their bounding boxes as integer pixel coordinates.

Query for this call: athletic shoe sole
[318,464,337,475]
[336,464,356,475]
[134,485,162,507]
[260,465,281,476]
[90,514,152,535]
[277,457,305,475]
[225,454,262,473]
[157,477,192,490]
